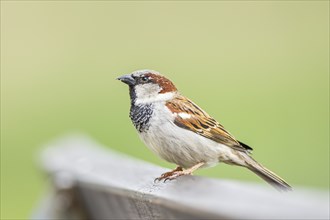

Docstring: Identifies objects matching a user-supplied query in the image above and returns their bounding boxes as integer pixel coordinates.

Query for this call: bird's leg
[154,166,183,182]
[163,162,205,182]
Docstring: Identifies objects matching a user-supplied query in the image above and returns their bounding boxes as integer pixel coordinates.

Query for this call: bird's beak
[117,74,136,86]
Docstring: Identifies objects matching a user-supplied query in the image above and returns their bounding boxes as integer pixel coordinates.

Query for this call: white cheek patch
[135,84,176,104]
[135,84,161,99]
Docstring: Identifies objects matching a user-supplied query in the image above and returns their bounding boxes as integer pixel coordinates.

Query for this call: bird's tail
[241,154,292,191]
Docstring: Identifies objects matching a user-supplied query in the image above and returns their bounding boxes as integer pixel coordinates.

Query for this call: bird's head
[117,69,177,104]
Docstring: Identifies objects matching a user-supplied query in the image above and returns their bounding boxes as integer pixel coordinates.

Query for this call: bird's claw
[154,172,173,183]
[154,167,183,183]
[155,170,191,183]
[154,177,162,183]
[154,172,169,182]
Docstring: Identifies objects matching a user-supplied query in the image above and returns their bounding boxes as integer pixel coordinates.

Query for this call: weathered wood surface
[34,135,329,220]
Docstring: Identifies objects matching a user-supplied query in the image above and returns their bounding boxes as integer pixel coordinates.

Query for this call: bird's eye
[141,76,149,82]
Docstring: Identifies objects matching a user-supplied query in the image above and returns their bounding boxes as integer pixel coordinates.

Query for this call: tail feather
[242,154,292,191]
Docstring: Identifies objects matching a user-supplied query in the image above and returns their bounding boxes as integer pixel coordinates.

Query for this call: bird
[117,69,292,191]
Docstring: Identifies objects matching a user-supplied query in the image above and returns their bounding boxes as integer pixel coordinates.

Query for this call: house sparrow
[117,69,291,191]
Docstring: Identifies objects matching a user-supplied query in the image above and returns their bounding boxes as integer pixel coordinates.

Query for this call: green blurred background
[1,1,329,219]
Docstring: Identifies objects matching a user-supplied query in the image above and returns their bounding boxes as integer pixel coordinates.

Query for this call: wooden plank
[36,135,329,220]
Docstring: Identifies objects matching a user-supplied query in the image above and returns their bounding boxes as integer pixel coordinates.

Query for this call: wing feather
[166,96,252,152]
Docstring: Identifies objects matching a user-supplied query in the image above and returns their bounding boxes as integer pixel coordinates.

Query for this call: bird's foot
[163,169,193,182]
[154,166,183,182]
[154,162,205,183]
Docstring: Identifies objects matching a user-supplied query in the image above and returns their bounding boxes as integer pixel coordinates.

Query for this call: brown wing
[166,95,252,152]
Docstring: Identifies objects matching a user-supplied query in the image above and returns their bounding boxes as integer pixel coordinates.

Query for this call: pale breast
[137,102,231,168]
